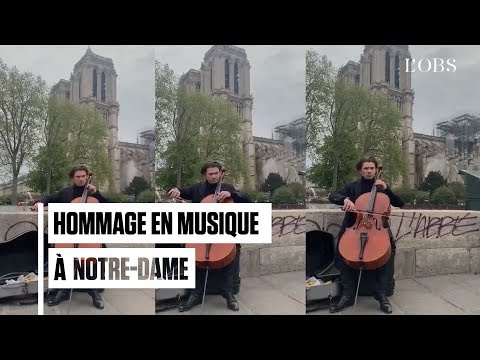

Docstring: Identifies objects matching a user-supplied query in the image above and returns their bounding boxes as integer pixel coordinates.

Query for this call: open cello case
[0,229,49,305]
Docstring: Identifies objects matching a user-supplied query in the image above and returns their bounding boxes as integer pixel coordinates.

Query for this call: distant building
[180,45,305,189]
[1,47,155,196]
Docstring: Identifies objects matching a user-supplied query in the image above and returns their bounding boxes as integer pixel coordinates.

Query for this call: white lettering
[404,58,456,73]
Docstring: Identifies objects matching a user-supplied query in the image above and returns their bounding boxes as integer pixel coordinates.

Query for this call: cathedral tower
[69,47,121,191]
[199,45,255,188]
[359,45,415,186]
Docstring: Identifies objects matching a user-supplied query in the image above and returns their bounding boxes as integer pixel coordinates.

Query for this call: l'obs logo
[405,58,456,73]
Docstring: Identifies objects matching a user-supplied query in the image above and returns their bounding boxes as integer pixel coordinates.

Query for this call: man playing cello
[168,161,251,312]
[328,157,404,314]
[33,165,109,310]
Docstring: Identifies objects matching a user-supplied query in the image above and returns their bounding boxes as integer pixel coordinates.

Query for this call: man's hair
[201,161,223,175]
[356,157,378,171]
[69,165,89,178]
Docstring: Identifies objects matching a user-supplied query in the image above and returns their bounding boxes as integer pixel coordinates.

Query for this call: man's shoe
[223,292,239,311]
[375,294,392,314]
[88,290,104,310]
[329,295,354,313]
[178,293,201,312]
[47,289,70,306]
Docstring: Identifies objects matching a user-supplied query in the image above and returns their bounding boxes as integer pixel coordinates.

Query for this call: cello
[184,167,237,307]
[338,166,392,309]
[54,172,103,313]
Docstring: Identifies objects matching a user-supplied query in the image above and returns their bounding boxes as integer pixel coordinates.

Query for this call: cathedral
[179,45,305,189]
[339,45,480,187]
[50,47,155,193]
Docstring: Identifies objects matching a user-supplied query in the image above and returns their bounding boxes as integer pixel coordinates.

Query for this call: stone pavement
[156,271,305,315]
[0,289,155,315]
[4,273,479,315]
[308,273,480,315]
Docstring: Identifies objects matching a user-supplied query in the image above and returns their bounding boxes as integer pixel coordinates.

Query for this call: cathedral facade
[180,45,305,189]
[339,45,416,186]
[340,45,480,187]
[51,48,154,193]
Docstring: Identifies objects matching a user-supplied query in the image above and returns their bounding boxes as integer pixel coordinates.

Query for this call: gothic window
[385,51,390,84]
[196,81,201,91]
[234,62,239,94]
[66,91,70,100]
[93,69,97,98]
[210,66,213,91]
[101,72,106,102]
[225,59,229,89]
[79,76,81,98]
[354,74,360,84]
[395,55,400,89]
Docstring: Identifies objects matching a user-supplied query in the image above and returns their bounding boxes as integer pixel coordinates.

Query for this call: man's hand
[375,179,387,191]
[32,202,39,212]
[216,191,231,202]
[342,198,355,212]
[168,188,181,199]
[86,184,97,195]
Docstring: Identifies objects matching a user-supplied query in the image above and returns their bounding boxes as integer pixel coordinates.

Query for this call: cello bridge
[362,219,373,229]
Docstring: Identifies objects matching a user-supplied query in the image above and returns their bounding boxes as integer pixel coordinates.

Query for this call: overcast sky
[154,45,306,138]
[307,45,480,135]
[0,45,154,144]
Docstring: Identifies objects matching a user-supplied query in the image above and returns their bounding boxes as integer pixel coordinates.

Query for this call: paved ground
[0,301,37,315]
[308,273,480,315]
[0,289,155,315]
[156,271,305,315]
[3,273,480,315]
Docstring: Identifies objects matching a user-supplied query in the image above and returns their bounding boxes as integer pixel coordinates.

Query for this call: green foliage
[155,61,248,189]
[0,194,28,205]
[449,181,466,200]
[271,186,297,204]
[124,176,151,199]
[245,189,269,203]
[430,186,457,205]
[392,185,415,204]
[307,135,358,190]
[26,143,70,194]
[260,173,287,195]
[419,171,447,195]
[306,49,406,191]
[137,190,155,203]
[0,58,48,203]
[414,190,430,204]
[27,99,113,194]
[66,104,112,191]
[156,139,199,190]
[103,192,134,203]
[288,182,306,201]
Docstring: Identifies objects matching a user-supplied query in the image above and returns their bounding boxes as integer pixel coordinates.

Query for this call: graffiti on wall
[305,211,480,241]
[272,215,305,237]
[394,212,479,240]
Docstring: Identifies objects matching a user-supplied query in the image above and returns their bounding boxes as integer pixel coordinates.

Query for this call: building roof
[73,47,115,73]
[458,169,480,179]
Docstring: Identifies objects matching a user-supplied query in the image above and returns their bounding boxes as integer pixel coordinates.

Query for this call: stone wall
[0,209,308,278]
[307,209,480,279]
[5,208,476,279]
[240,210,306,278]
